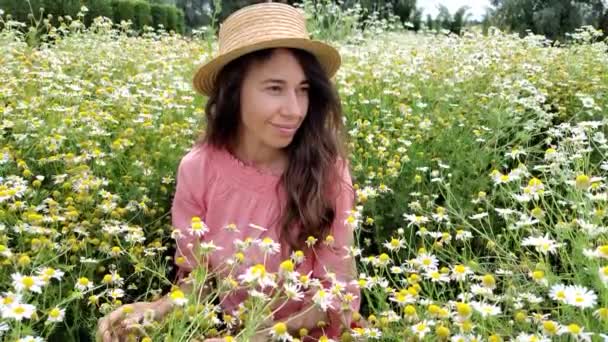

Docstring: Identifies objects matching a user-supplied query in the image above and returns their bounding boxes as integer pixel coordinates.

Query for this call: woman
[97,2,360,341]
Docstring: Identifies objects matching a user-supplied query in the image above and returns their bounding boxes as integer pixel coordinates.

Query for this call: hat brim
[192,38,341,97]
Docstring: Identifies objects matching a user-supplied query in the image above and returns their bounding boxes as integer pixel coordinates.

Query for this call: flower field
[1,8,608,342]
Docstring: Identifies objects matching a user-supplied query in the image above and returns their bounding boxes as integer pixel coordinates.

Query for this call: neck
[231,135,286,170]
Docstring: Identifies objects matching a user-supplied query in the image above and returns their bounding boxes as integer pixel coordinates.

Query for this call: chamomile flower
[2,302,36,321]
[471,301,501,317]
[169,289,187,306]
[290,250,305,264]
[564,285,597,309]
[238,264,277,289]
[312,289,335,311]
[37,267,65,282]
[549,284,568,303]
[199,240,223,255]
[270,322,292,341]
[559,323,592,341]
[189,216,209,237]
[257,237,280,255]
[383,237,405,251]
[46,307,65,323]
[75,277,94,291]
[415,253,439,271]
[411,320,434,338]
[451,264,473,281]
[403,213,429,227]
[283,283,304,301]
[521,234,563,254]
[12,273,45,293]
[425,269,450,283]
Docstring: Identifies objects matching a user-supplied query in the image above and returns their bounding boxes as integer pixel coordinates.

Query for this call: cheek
[300,94,309,116]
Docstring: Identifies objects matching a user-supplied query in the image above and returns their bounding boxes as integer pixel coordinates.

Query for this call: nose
[281,89,305,119]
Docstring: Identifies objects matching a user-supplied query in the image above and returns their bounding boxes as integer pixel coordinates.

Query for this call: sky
[417,0,494,21]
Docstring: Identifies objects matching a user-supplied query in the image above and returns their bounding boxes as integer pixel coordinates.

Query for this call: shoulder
[176,142,217,184]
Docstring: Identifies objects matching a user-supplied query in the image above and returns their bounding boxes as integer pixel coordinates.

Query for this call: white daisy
[565,285,597,309]
[238,264,277,289]
[312,288,335,311]
[46,307,65,323]
[11,273,45,294]
[37,267,65,282]
[521,234,563,254]
[269,322,292,342]
[425,270,450,283]
[451,264,473,281]
[256,237,280,255]
[383,237,405,252]
[74,277,94,292]
[471,301,501,317]
[283,283,304,301]
[415,253,439,271]
[0,291,22,309]
[403,213,429,227]
[2,302,36,321]
[188,216,209,237]
[199,240,223,255]
[411,320,434,338]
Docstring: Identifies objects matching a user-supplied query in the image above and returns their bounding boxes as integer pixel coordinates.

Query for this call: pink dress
[171,142,361,340]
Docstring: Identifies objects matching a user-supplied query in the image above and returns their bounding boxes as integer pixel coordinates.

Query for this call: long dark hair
[196,47,350,252]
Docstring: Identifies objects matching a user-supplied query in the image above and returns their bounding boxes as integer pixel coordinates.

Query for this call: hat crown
[218,3,309,54]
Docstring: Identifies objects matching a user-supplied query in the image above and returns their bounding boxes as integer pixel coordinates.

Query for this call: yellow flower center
[251,264,266,277]
[567,323,581,334]
[22,276,35,288]
[49,308,61,318]
[280,260,294,272]
[273,322,287,335]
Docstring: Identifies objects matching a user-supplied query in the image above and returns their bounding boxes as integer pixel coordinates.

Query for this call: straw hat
[192,1,342,97]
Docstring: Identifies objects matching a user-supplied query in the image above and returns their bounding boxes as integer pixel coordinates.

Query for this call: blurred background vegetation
[0,0,607,41]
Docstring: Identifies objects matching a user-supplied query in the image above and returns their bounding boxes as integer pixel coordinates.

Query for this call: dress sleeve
[310,158,361,338]
[171,148,208,281]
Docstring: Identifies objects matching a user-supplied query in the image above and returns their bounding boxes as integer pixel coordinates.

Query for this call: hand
[96,300,171,342]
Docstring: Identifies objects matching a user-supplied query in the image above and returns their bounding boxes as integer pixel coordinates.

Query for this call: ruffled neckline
[203,143,285,193]
[223,147,285,178]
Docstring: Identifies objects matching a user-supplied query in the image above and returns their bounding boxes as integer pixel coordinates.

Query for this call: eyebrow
[262,78,309,86]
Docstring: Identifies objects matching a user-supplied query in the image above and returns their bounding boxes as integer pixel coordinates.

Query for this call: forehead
[247,49,307,81]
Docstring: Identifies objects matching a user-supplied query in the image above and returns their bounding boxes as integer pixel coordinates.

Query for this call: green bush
[114,0,135,27]
[133,0,151,30]
[0,0,79,25]
[150,3,168,30]
[0,0,185,34]
[165,5,177,31]
[175,8,185,34]
[82,0,113,27]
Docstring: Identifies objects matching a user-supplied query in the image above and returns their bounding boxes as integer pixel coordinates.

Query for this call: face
[237,48,309,153]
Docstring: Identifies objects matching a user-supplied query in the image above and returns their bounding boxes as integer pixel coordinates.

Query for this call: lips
[271,123,298,129]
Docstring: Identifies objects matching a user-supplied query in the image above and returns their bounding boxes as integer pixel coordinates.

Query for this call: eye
[267,86,281,93]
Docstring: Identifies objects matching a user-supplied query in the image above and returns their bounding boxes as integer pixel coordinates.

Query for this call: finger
[108,306,128,327]
[120,314,141,330]
[125,323,146,336]
[103,330,113,342]
[98,317,109,332]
